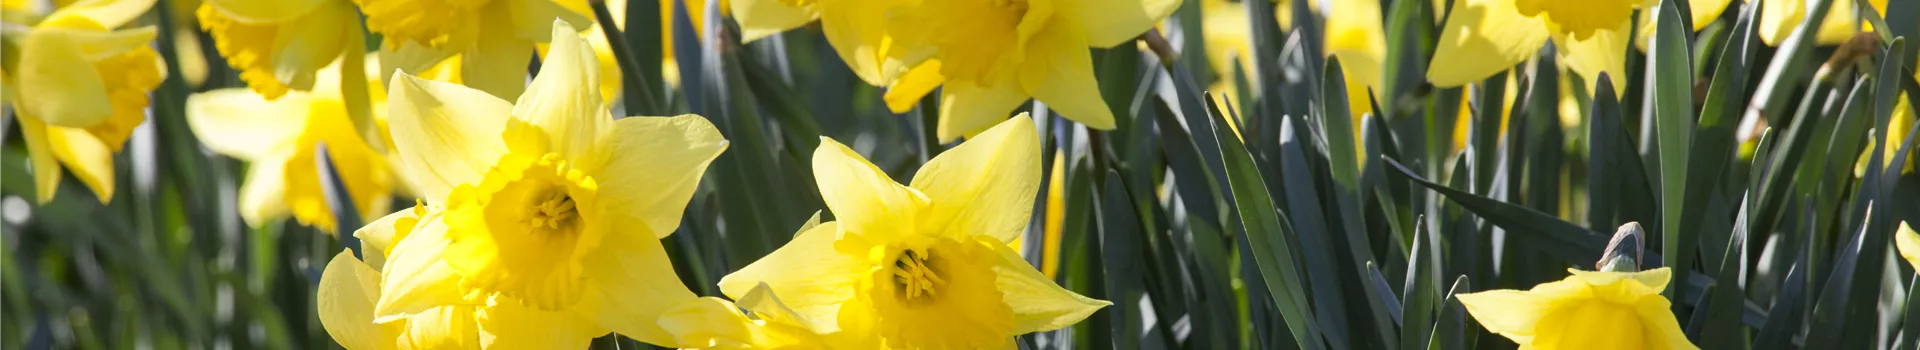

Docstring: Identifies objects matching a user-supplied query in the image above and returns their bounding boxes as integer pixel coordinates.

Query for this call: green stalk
[591,0,660,116]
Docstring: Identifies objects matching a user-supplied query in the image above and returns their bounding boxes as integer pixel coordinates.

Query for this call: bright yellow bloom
[359,20,728,347]
[880,0,1180,142]
[727,0,905,86]
[1429,0,1727,91]
[8,0,166,204]
[1458,267,1697,349]
[186,61,393,233]
[353,0,590,99]
[1759,0,1887,46]
[718,114,1108,349]
[196,0,358,99]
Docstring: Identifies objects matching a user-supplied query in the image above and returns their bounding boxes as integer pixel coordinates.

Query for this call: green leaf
[1400,216,1440,350]
[1208,92,1323,350]
[1384,157,1615,266]
[1651,0,1697,304]
[313,144,362,257]
[1428,276,1473,350]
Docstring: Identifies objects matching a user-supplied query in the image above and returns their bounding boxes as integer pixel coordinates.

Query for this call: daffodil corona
[719,114,1108,349]
[330,20,730,348]
[9,0,166,204]
[1458,267,1698,350]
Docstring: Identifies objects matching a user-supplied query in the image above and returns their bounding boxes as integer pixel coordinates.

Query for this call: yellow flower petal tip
[722,115,1103,349]
[1896,222,1920,271]
[368,19,727,347]
[1458,267,1697,350]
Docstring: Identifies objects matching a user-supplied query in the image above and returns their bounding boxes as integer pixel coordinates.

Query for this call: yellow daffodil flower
[196,0,359,99]
[1458,267,1697,350]
[1759,0,1887,46]
[352,0,590,99]
[1429,0,1727,91]
[364,20,729,347]
[186,60,393,233]
[9,0,166,204]
[727,0,905,86]
[718,114,1109,349]
[880,0,1181,142]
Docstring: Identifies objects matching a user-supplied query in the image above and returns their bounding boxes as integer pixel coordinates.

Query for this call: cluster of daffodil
[298,15,1114,349]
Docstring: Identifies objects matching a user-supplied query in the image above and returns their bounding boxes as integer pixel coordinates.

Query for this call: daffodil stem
[1144,29,1179,70]
[592,0,660,116]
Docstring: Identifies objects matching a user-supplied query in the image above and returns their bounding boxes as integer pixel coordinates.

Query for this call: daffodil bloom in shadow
[719,113,1109,349]
[1427,0,1730,92]
[9,0,166,204]
[321,20,730,348]
[880,0,1181,142]
[351,0,590,100]
[727,0,909,86]
[195,0,359,99]
[1458,267,1698,350]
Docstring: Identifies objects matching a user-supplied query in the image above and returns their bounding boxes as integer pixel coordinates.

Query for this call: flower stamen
[892,248,946,300]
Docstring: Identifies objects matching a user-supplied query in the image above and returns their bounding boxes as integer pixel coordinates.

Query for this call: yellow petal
[47,0,156,28]
[812,138,930,241]
[1630,291,1695,350]
[1325,0,1387,121]
[507,0,593,43]
[1017,24,1115,131]
[318,250,401,350]
[575,225,699,345]
[512,19,610,162]
[1759,0,1862,46]
[385,73,512,204]
[1687,0,1732,30]
[938,80,1031,143]
[589,115,729,239]
[1897,222,1920,270]
[1069,0,1178,48]
[1456,288,1559,338]
[18,117,65,204]
[46,126,116,203]
[355,206,428,271]
[204,0,322,22]
[17,26,149,128]
[461,8,533,100]
[884,60,946,114]
[657,297,760,348]
[817,0,903,85]
[374,215,481,322]
[476,302,607,348]
[1426,0,1549,87]
[993,239,1108,333]
[716,222,863,329]
[186,89,309,161]
[732,0,818,43]
[1568,267,1672,293]
[400,306,482,349]
[1555,22,1631,93]
[911,113,1040,243]
[267,1,357,92]
[237,152,294,228]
